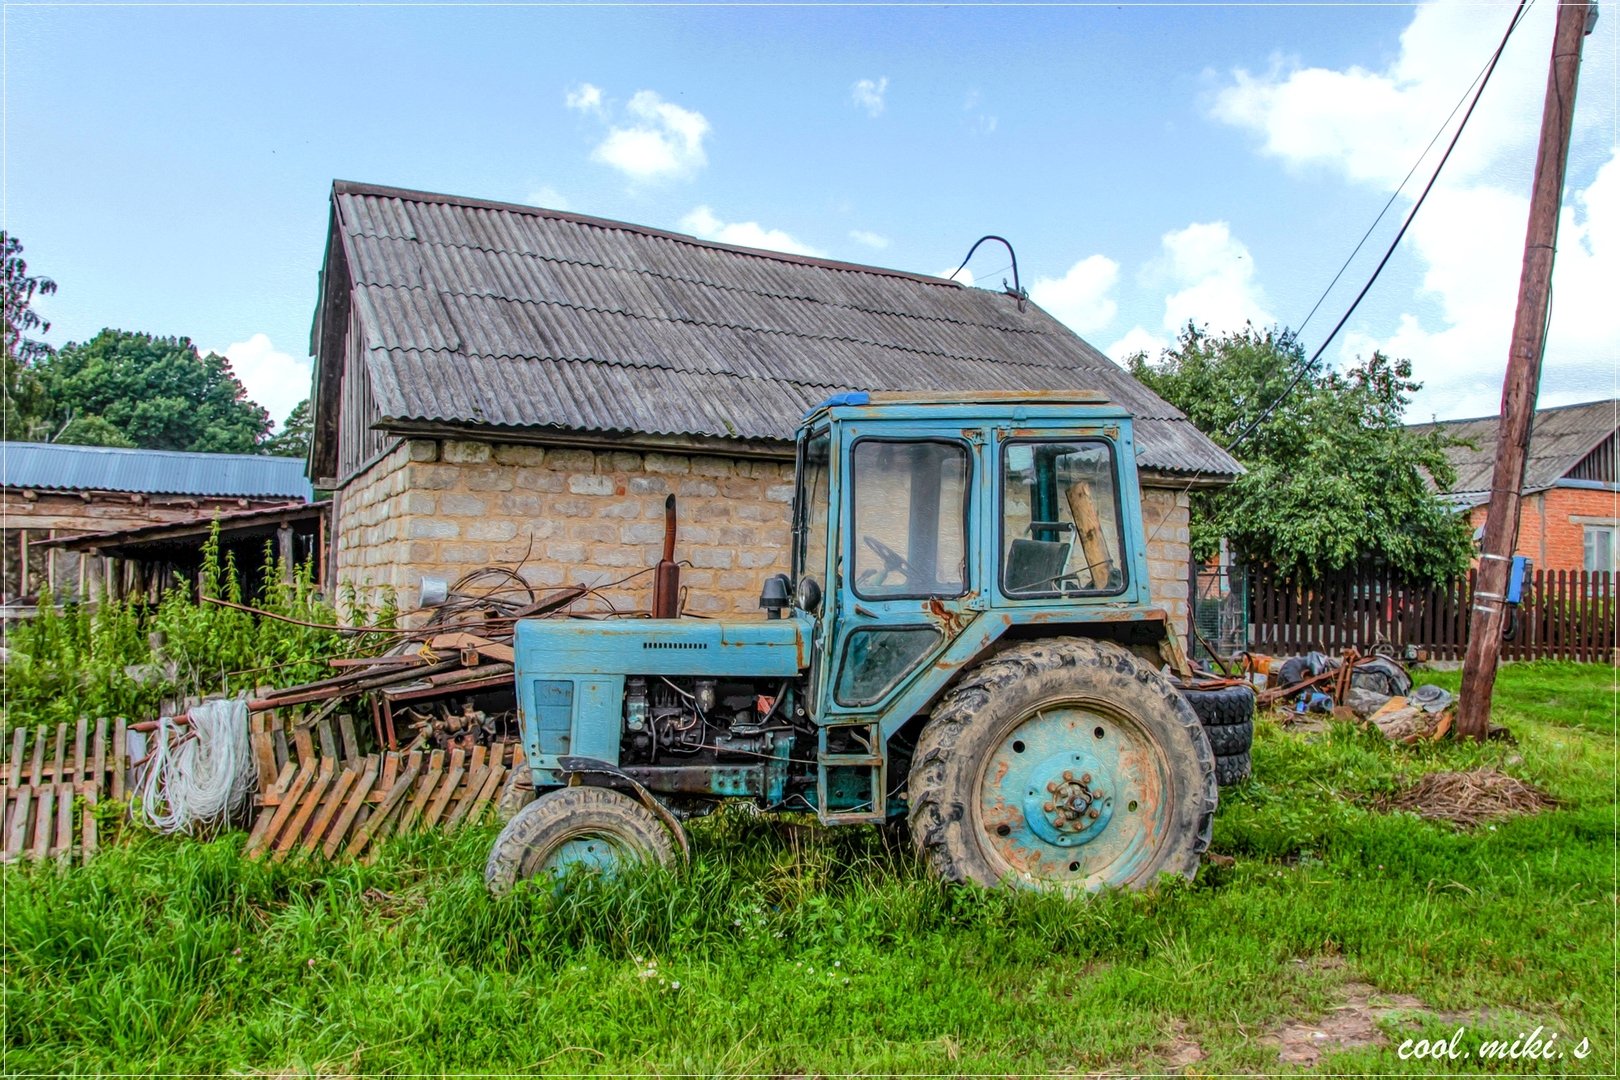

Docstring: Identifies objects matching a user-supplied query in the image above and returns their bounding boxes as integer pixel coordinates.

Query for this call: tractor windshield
[1001,440,1127,596]
[850,439,970,599]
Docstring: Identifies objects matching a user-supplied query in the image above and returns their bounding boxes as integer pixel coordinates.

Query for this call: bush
[1,526,393,731]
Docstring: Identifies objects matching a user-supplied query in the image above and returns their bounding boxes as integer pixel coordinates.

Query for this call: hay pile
[1377,768,1556,828]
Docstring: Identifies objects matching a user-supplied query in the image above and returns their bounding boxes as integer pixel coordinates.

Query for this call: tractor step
[817,721,886,825]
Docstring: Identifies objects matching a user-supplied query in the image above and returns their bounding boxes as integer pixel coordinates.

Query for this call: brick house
[309,182,1241,629]
[1,442,313,605]
[1411,398,1618,573]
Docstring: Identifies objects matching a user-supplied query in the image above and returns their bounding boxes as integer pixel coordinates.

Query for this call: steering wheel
[861,535,912,585]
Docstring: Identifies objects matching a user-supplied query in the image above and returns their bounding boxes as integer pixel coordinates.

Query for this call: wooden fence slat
[251,713,278,799]
[91,718,107,793]
[292,725,315,768]
[346,752,422,858]
[397,751,446,836]
[423,748,466,830]
[317,718,339,763]
[273,760,335,861]
[247,761,316,858]
[6,728,24,788]
[29,727,46,788]
[112,718,127,801]
[323,755,381,858]
[73,719,88,787]
[302,764,359,854]
[54,782,74,862]
[443,746,489,831]
[338,715,360,767]
[6,787,31,860]
[51,724,67,785]
[82,783,99,865]
[271,719,290,773]
[31,786,54,861]
[464,760,507,830]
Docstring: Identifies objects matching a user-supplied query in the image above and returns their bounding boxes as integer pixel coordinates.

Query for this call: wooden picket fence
[0,718,124,864]
[242,709,522,861]
[1250,568,1617,662]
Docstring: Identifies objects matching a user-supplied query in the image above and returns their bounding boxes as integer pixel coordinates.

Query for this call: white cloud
[1211,0,1619,419]
[1342,150,1620,420]
[565,83,603,114]
[1029,255,1120,335]
[679,206,824,256]
[938,267,976,287]
[209,333,310,427]
[852,77,888,117]
[1107,326,1169,364]
[581,89,711,183]
[526,186,570,211]
[1151,221,1276,334]
[849,229,889,250]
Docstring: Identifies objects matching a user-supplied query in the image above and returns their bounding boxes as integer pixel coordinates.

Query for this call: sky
[3,0,1616,438]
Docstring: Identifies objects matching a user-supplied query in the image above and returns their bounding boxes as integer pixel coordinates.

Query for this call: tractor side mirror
[759,574,791,619]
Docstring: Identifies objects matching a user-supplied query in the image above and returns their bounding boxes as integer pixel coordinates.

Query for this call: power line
[1225,0,1530,453]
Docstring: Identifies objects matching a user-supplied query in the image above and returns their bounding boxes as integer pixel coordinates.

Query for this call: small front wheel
[485,785,677,895]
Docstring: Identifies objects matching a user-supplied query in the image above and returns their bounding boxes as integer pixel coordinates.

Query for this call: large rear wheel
[485,785,676,895]
[907,637,1217,892]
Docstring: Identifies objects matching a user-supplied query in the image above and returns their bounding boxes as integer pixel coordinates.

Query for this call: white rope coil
[133,697,258,835]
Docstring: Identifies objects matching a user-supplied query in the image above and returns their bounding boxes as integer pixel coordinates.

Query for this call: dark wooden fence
[1249,569,1616,662]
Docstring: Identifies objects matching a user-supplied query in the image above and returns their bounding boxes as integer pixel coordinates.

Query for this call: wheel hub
[1022,752,1113,845]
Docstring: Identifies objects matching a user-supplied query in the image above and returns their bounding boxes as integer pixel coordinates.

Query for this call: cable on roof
[948,236,1027,312]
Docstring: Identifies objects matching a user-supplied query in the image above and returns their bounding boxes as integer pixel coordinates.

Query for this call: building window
[1583,525,1616,574]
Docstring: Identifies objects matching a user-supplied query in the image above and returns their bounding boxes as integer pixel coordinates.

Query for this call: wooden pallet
[243,709,522,860]
[0,718,120,864]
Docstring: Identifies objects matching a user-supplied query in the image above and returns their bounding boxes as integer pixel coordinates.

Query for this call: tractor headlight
[795,576,822,615]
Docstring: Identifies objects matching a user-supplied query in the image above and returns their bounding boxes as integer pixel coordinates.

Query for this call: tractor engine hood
[514,615,813,677]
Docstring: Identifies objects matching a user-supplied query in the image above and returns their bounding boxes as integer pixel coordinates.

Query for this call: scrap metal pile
[1213,647,1459,743]
[214,567,652,859]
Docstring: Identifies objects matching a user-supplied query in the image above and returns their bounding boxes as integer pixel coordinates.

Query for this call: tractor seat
[1006,538,1071,593]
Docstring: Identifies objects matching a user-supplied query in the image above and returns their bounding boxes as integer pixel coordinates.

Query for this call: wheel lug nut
[1063,770,1074,782]
[1081,772,1092,784]
[1089,808,1100,819]
[1043,802,1055,813]
[1046,781,1058,793]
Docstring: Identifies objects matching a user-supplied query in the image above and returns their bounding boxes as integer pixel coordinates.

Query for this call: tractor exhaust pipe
[651,494,681,619]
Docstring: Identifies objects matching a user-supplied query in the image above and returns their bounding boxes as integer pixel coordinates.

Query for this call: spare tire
[1177,683,1256,786]
[1215,752,1252,787]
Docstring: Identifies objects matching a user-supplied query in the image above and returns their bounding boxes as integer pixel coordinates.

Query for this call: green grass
[4,661,1614,1075]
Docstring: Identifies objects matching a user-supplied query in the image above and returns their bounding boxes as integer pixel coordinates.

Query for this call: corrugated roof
[1,442,314,500]
[318,181,1242,479]
[1408,398,1618,503]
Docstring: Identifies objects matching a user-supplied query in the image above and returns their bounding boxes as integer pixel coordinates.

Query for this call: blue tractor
[487,391,1220,894]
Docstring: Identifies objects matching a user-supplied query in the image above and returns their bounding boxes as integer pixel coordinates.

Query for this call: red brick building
[1411,399,1618,573]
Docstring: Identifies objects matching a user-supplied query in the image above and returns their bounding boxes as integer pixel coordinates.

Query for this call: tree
[33,330,271,453]
[264,398,312,459]
[2,232,57,440]
[1129,324,1474,584]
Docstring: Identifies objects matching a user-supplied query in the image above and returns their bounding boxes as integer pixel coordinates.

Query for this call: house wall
[1467,486,1620,572]
[334,435,1197,634]
[0,489,285,601]
[334,438,796,617]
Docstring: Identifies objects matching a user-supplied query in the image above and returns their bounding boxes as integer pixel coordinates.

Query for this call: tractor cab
[494,391,1217,896]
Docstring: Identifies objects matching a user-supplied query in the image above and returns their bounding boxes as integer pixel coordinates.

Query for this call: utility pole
[1458,0,1597,740]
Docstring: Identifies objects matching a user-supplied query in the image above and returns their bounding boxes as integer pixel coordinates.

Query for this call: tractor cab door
[813,425,975,821]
